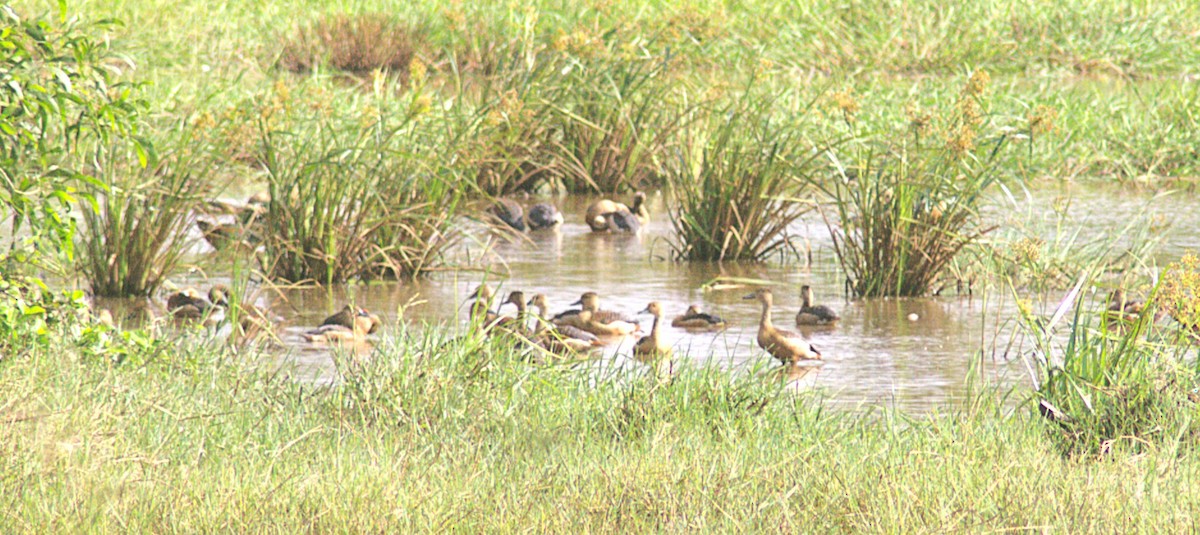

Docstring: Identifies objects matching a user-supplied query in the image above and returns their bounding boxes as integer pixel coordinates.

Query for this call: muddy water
[115,186,1200,412]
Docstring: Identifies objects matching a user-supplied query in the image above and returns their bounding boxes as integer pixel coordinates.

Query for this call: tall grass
[77,133,207,297]
[818,73,1006,297]
[548,52,683,193]
[667,94,819,261]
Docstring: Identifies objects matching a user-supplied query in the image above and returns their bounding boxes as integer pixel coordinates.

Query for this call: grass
[4,318,1200,530]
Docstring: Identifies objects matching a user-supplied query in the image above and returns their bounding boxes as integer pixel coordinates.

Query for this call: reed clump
[77,135,207,297]
[667,94,818,261]
[278,14,423,79]
[819,72,1005,297]
[259,116,461,284]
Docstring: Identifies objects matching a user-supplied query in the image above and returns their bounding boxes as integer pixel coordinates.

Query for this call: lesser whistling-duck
[489,198,526,231]
[795,285,840,326]
[671,305,726,330]
[634,301,672,360]
[527,203,564,230]
[302,305,379,342]
[585,192,649,232]
[562,292,640,336]
[527,293,603,354]
[744,288,822,364]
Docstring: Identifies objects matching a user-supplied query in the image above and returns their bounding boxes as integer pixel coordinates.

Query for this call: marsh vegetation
[4,0,1200,530]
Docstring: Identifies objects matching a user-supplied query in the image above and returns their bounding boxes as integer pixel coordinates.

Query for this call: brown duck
[633,301,672,360]
[744,288,822,364]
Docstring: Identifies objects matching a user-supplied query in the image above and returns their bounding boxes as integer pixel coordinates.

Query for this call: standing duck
[795,285,841,326]
[527,202,564,230]
[563,292,640,336]
[489,198,526,231]
[744,288,822,364]
[634,301,672,360]
[671,305,726,330]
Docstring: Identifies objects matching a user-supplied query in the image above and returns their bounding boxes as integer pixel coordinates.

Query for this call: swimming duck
[489,198,527,231]
[633,301,672,360]
[527,293,603,354]
[795,285,840,326]
[561,292,640,336]
[584,192,649,232]
[167,287,222,323]
[320,304,381,334]
[301,306,379,342]
[744,288,822,364]
[671,305,726,330]
[527,202,564,230]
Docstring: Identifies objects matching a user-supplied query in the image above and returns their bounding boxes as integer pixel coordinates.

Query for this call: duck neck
[759,299,773,330]
[531,303,548,335]
[649,313,661,340]
[801,290,813,309]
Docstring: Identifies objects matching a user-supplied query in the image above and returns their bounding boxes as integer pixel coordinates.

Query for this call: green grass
[3,321,1200,531]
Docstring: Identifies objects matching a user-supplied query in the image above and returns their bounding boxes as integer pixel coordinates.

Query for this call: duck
[633,301,672,360]
[492,290,534,337]
[320,304,381,334]
[467,283,505,328]
[301,305,380,342]
[527,293,603,354]
[1104,288,1163,328]
[744,288,822,364]
[527,202,564,230]
[489,198,526,231]
[795,285,840,326]
[671,305,726,330]
[166,286,223,323]
[584,192,649,232]
[555,292,639,336]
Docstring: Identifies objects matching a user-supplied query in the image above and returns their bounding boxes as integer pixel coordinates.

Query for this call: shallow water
[99,185,1200,412]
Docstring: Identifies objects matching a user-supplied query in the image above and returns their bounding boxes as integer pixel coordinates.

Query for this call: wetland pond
[99,185,1200,412]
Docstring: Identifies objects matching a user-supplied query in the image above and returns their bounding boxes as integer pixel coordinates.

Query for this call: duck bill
[569,299,582,306]
[741,293,757,300]
[638,307,651,315]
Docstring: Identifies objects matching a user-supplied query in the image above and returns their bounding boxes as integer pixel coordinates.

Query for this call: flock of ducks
[461,282,839,367]
[171,190,846,367]
[489,192,650,234]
